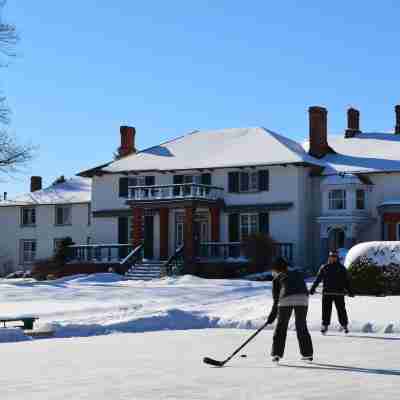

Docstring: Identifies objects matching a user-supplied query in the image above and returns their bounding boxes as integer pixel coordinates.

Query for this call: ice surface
[2,330,400,400]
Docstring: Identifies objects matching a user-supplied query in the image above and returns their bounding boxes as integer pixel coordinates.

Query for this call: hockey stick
[203,320,269,367]
[316,291,387,297]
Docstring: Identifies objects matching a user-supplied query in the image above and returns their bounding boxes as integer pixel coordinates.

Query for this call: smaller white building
[0,176,91,274]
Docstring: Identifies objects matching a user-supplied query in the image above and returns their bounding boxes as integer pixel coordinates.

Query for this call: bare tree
[0,0,18,63]
[0,1,34,175]
[0,130,33,173]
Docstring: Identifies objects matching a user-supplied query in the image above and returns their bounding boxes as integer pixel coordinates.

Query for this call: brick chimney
[118,126,136,157]
[30,176,42,192]
[345,107,361,138]
[395,105,400,134]
[308,106,333,158]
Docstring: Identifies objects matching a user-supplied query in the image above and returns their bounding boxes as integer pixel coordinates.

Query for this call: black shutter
[228,172,239,193]
[258,170,269,191]
[118,217,128,244]
[119,177,129,197]
[228,213,240,242]
[240,172,249,192]
[118,217,129,259]
[259,212,269,235]
[173,175,184,184]
[145,176,155,186]
[201,173,211,185]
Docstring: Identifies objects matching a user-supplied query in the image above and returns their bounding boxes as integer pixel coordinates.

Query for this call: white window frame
[20,239,37,264]
[328,190,347,210]
[356,189,365,210]
[239,171,259,193]
[240,213,259,240]
[55,205,72,226]
[21,207,36,226]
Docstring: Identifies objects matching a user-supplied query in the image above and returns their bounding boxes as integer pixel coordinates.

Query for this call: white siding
[0,203,91,272]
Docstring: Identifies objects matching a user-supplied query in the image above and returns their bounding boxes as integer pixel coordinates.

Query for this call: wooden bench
[0,316,39,330]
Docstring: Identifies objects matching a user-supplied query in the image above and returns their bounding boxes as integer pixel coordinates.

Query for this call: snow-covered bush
[345,242,400,295]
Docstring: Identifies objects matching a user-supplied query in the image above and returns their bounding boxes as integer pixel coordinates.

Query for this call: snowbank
[2,273,400,342]
[0,328,31,343]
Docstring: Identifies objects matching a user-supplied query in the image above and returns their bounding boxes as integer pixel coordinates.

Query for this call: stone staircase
[125,260,165,280]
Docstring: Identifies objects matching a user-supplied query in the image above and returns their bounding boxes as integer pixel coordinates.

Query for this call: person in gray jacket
[267,257,313,363]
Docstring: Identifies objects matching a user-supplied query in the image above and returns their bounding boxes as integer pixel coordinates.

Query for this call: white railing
[128,183,224,201]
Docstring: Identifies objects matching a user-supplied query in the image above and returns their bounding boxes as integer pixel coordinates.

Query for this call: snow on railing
[128,183,224,201]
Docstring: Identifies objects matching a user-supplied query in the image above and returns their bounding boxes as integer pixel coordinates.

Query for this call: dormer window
[328,190,346,210]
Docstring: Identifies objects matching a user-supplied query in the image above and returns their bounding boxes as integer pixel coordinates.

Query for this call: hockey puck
[240,354,247,358]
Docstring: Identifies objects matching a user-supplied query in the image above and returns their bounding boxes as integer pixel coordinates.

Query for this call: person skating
[266,257,313,363]
[309,250,354,334]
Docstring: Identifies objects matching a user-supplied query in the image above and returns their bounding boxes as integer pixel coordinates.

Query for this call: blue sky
[2,0,400,195]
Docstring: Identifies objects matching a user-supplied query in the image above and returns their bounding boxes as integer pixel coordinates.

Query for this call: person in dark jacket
[310,250,354,334]
[267,257,313,363]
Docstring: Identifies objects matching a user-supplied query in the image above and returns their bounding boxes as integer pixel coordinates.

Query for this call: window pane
[250,172,258,191]
[356,190,365,209]
[329,190,346,210]
[64,207,71,224]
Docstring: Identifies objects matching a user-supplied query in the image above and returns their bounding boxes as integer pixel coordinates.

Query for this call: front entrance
[328,228,345,251]
[175,211,210,253]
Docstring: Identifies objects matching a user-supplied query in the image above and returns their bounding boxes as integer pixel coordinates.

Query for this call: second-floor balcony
[128,183,225,204]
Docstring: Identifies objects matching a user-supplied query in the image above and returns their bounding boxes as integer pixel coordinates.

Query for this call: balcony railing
[128,183,224,202]
[198,242,294,263]
[68,244,134,263]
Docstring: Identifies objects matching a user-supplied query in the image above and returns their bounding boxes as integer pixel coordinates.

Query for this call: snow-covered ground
[1,273,400,341]
[2,330,400,400]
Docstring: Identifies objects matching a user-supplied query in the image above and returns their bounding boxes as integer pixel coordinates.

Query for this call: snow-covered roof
[102,127,325,173]
[306,132,400,175]
[0,177,91,207]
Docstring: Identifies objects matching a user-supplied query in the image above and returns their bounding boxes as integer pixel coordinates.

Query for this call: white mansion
[2,105,400,273]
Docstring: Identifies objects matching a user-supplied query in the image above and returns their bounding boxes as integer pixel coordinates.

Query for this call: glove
[309,288,315,295]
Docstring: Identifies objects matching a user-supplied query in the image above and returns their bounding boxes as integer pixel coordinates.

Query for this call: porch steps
[125,261,165,280]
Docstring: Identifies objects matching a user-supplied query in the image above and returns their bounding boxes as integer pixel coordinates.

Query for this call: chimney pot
[30,176,42,192]
[345,107,361,138]
[395,105,400,134]
[308,106,332,158]
[118,126,136,157]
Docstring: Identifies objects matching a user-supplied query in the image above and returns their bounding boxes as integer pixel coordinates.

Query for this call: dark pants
[322,295,348,327]
[271,306,313,358]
